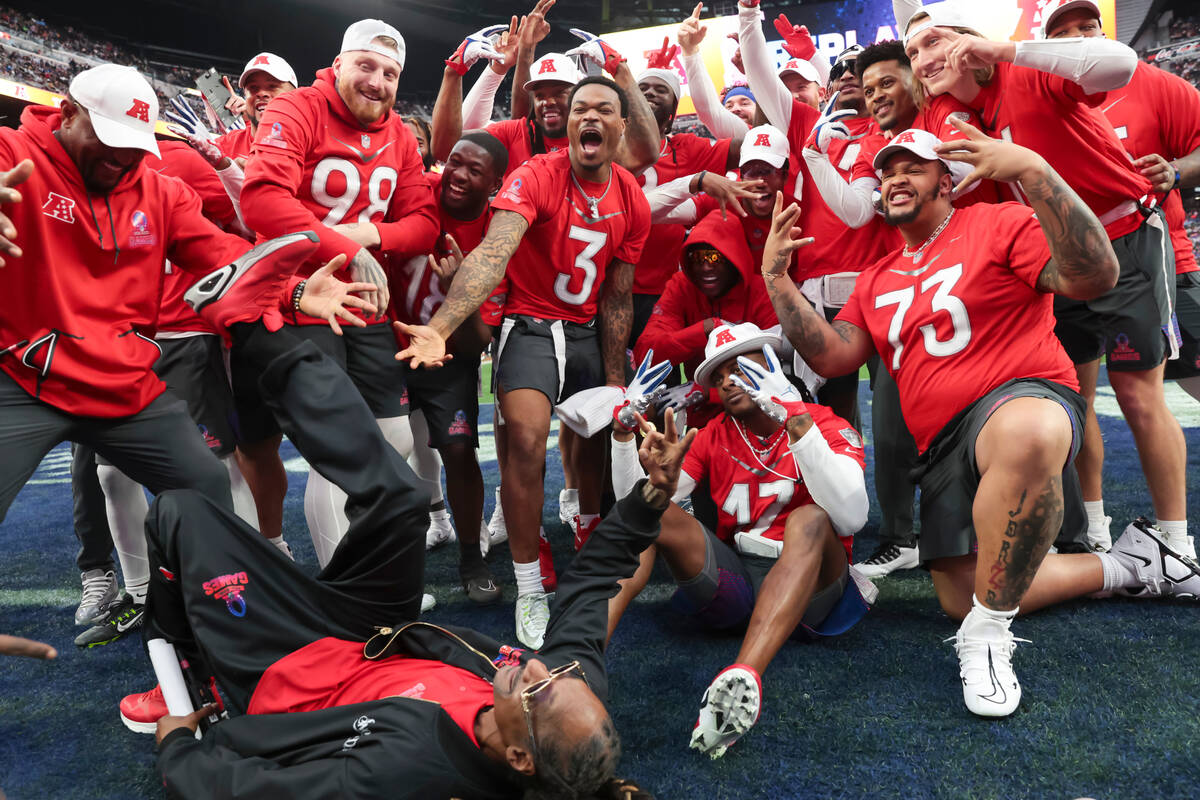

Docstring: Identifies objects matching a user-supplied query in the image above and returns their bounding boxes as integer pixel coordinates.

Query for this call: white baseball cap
[739,124,789,170]
[1039,0,1102,38]
[340,19,406,71]
[903,1,981,44]
[238,52,298,88]
[636,68,681,101]
[523,53,585,90]
[872,127,974,192]
[695,322,782,389]
[68,64,160,157]
[777,57,820,84]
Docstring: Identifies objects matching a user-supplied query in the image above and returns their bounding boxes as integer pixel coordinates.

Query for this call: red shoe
[120,678,224,734]
[184,231,319,331]
[538,528,557,593]
[573,515,601,551]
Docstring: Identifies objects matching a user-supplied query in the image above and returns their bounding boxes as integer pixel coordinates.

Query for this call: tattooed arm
[934,116,1118,300]
[611,61,662,174]
[346,248,390,320]
[396,210,528,368]
[761,193,874,377]
[599,258,635,386]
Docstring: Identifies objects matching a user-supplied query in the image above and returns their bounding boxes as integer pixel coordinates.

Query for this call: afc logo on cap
[538,59,557,74]
[125,98,150,123]
[752,133,772,147]
[784,60,800,70]
[253,54,271,66]
[893,130,918,145]
[714,328,735,347]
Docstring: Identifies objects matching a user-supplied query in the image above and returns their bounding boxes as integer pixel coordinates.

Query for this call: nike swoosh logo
[888,246,950,277]
[333,138,395,164]
[977,645,1007,705]
[1101,96,1126,114]
[115,613,142,633]
[571,204,623,223]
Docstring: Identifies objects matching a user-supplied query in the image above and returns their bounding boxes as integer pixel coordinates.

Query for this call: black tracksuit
[150,329,664,799]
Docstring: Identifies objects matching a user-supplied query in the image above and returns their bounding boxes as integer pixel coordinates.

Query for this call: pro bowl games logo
[203,571,250,617]
[129,209,157,247]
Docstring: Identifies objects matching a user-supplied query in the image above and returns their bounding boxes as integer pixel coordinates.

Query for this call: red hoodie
[635,210,777,377]
[241,68,438,325]
[0,106,251,417]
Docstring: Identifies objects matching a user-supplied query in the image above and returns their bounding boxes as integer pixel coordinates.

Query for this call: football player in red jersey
[762,126,1200,718]
[1042,0,1199,558]
[608,324,869,759]
[902,6,1189,565]
[239,19,438,563]
[215,53,299,163]
[397,77,652,651]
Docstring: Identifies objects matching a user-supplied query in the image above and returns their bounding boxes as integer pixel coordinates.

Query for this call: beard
[336,74,394,125]
[883,185,941,226]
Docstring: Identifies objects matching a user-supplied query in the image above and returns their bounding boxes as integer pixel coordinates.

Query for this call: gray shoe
[75,569,118,626]
[461,562,502,604]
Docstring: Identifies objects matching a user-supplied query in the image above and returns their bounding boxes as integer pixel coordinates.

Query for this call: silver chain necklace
[570,169,613,221]
[902,208,955,262]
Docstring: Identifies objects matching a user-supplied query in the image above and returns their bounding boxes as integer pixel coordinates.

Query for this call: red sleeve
[786,98,822,147]
[241,94,364,264]
[679,133,733,173]
[155,142,237,228]
[1155,67,1200,158]
[162,178,252,275]
[1021,62,1104,108]
[490,161,548,225]
[693,194,719,217]
[485,119,525,149]
[809,405,866,467]
[375,130,439,259]
[615,175,651,264]
[834,283,867,330]
[681,423,712,484]
[634,275,711,364]
[994,203,1052,289]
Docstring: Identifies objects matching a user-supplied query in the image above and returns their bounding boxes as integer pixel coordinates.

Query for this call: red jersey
[854,120,1002,207]
[486,118,568,178]
[247,637,494,746]
[0,106,249,417]
[784,100,904,279]
[633,133,732,296]
[1100,61,1200,274]
[836,203,1078,452]
[215,126,253,161]
[242,68,438,325]
[490,150,651,323]
[918,62,1151,239]
[635,211,776,376]
[682,404,865,549]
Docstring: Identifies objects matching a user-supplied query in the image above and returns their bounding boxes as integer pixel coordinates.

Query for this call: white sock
[560,488,578,504]
[513,560,543,597]
[1157,519,1188,540]
[1084,500,1107,529]
[1176,376,1200,403]
[407,410,445,505]
[1097,551,1138,591]
[96,465,150,604]
[966,594,1017,624]
[223,455,259,530]
[265,534,293,559]
[305,468,348,569]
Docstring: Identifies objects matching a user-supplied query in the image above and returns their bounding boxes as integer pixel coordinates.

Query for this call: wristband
[1173,166,1182,190]
[445,58,471,76]
[696,170,707,193]
[292,279,308,312]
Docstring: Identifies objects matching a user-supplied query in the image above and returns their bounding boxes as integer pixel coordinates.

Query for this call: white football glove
[164,94,212,139]
[655,381,707,413]
[566,28,627,76]
[731,346,808,424]
[613,350,674,432]
[808,91,856,154]
[445,24,507,75]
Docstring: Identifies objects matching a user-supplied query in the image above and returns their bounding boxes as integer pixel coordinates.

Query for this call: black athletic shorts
[913,378,1086,564]
[1054,210,1176,371]
[404,357,480,449]
[231,322,408,444]
[153,335,237,458]
[493,315,604,404]
[1165,270,1200,380]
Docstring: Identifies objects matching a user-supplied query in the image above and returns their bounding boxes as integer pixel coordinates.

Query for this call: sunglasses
[830,58,858,82]
[687,249,725,266]
[521,660,585,795]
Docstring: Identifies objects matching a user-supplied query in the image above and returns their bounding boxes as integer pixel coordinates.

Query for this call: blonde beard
[336,75,393,126]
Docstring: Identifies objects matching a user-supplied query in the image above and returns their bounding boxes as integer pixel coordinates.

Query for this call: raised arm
[944,31,1136,96]
[511,0,555,120]
[935,117,1118,300]
[759,193,875,375]
[737,1,793,131]
[431,65,466,164]
[678,3,750,140]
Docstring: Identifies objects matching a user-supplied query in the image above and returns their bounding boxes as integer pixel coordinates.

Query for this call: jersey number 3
[874,263,972,370]
[555,226,607,306]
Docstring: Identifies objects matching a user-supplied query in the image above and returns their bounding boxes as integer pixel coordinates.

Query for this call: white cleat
[480,519,492,558]
[421,592,436,613]
[855,542,920,578]
[1087,515,1113,552]
[947,610,1026,718]
[1109,518,1200,599]
[487,486,508,547]
[273,538,295,561]
[689,665,762,759]
[514,592,550,650]
[426,508,457,550]
[558,488,580,527]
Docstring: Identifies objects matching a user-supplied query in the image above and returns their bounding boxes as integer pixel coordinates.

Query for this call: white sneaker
[855,542,919,578]
[76,569,119,626]
[426,508,457,550]
[487,486,508,546]
[1109,518,1200,599]
[514,592,550,649]
[480,519,491,558]
[947,609,1026,718]
[421,592,436,613]
[273,538,295,560]
[558,488,579,527]
[1164,533,1197,562]
[689,664,762,759]
[1087,515,1113,552]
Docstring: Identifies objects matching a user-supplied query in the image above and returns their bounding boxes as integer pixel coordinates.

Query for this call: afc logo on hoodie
[42,192,76,224]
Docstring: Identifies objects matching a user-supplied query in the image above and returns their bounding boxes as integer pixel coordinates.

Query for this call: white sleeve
[645,175,702,224]
[893,0,923,32]
[801,149,878,228]
[215,160,254,239]
[1012,37,1137,95]
[681,50,750,140]
[788,425,868,537]
[738,2,793,131]
[610,433,699,503]
[462,66,506,129]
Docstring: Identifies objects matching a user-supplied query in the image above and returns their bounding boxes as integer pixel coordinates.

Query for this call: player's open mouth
[579,128,604,156]
[542,109,561,127]
[888,188,915,206]
[873,100,893,119]
[255,102,269,113]
[445,183,466,199]
[358,89,382,103]
[923,64,944,82]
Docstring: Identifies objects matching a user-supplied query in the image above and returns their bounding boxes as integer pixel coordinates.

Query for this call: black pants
[0,372,231,525]
[868,359,919,547]
[71,443,115,574]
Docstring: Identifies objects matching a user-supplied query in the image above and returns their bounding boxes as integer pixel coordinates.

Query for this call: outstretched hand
[761,191,813,277]
[943,29,1015,75]
[298,254,379,335]
[773,14,815,60]
[807,91,857,154]
[698,172,764,220]
[0,158,32,266]
[637,408,697,498]
[518,0,555,51]
[394,321,453,369]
